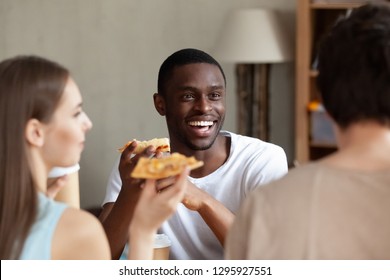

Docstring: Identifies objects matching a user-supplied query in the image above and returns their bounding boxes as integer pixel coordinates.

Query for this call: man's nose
[194,96,212,113]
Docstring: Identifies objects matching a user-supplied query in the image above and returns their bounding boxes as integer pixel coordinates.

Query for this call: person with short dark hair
[100,48,288,260]
[226,2,390,259]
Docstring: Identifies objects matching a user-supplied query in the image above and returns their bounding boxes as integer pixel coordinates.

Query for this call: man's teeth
[188,121,213,126]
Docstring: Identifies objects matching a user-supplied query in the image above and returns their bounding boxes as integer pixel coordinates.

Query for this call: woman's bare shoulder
[52,207,111,260]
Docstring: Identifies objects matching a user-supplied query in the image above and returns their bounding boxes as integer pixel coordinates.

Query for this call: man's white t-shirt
[103,131,288,259]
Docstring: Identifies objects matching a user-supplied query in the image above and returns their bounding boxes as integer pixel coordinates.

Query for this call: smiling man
[99,48,288,260]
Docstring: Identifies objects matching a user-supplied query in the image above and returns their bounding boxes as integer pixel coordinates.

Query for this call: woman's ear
[153,92,166,116]
[25,119,45,147]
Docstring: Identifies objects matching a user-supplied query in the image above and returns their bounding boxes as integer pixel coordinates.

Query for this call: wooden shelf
[295,0,362,163]
[311,3,363,9]
[310,70,319,77]
[310,141,337,148]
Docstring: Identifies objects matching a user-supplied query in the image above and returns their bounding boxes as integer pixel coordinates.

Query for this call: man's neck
[171,133,230,178]
[322,121,390,171]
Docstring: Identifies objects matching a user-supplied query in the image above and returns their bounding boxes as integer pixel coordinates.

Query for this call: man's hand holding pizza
[118,141,155,190]
[118,138,171,189]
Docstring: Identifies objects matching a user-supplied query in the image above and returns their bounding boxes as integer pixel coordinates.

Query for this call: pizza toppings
[131,153,204,179]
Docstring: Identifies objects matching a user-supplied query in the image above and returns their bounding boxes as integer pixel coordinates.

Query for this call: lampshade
[213,9,293,63]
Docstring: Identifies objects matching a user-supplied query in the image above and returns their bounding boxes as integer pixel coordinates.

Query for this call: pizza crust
[131,153,204,179]
[118,138,170,154]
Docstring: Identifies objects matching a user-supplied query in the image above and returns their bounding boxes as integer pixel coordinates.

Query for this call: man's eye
[183,94,194,100]
[210,92,221,100]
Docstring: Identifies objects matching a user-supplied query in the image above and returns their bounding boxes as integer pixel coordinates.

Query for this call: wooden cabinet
[294,0,365,163]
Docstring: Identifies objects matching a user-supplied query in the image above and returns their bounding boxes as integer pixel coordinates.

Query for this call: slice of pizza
[131,153,204,179]
[118,138,170,154]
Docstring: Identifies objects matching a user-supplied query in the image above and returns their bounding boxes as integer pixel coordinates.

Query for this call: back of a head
[317,2,390,128]
[0,55,69,259]
[157,48,226,94]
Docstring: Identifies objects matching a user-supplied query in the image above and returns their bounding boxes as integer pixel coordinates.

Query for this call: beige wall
[0,0,296,209]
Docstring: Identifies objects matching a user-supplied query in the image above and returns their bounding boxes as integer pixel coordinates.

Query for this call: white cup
[48,164,80,178]
[153,234,171,260]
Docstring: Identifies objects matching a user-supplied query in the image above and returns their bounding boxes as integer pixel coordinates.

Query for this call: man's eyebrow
[209,85,224,90]
[177,85,225,91]
[177,86,198,91]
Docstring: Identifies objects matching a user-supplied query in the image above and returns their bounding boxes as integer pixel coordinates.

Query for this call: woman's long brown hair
[0,56,69,259]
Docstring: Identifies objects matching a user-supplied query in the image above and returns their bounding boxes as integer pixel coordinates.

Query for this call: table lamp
[213,8,293,140]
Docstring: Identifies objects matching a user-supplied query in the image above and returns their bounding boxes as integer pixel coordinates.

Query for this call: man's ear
[153,92,166,116]
[25,119,45,147]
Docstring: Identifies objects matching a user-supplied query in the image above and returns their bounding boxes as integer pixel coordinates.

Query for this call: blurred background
[0,0,295,209]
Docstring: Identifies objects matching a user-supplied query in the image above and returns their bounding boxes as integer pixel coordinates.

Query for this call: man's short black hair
[157,48,226,94]
[317,2,390,128]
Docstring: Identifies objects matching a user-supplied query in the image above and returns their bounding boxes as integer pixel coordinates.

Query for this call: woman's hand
[46,175,68,199]
[128,167,189,260]
[131,167,189,232]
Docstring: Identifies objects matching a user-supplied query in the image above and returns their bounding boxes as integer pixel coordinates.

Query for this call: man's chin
[182,129,221,151]
[186,139,216,151]
[192,144,213,151]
